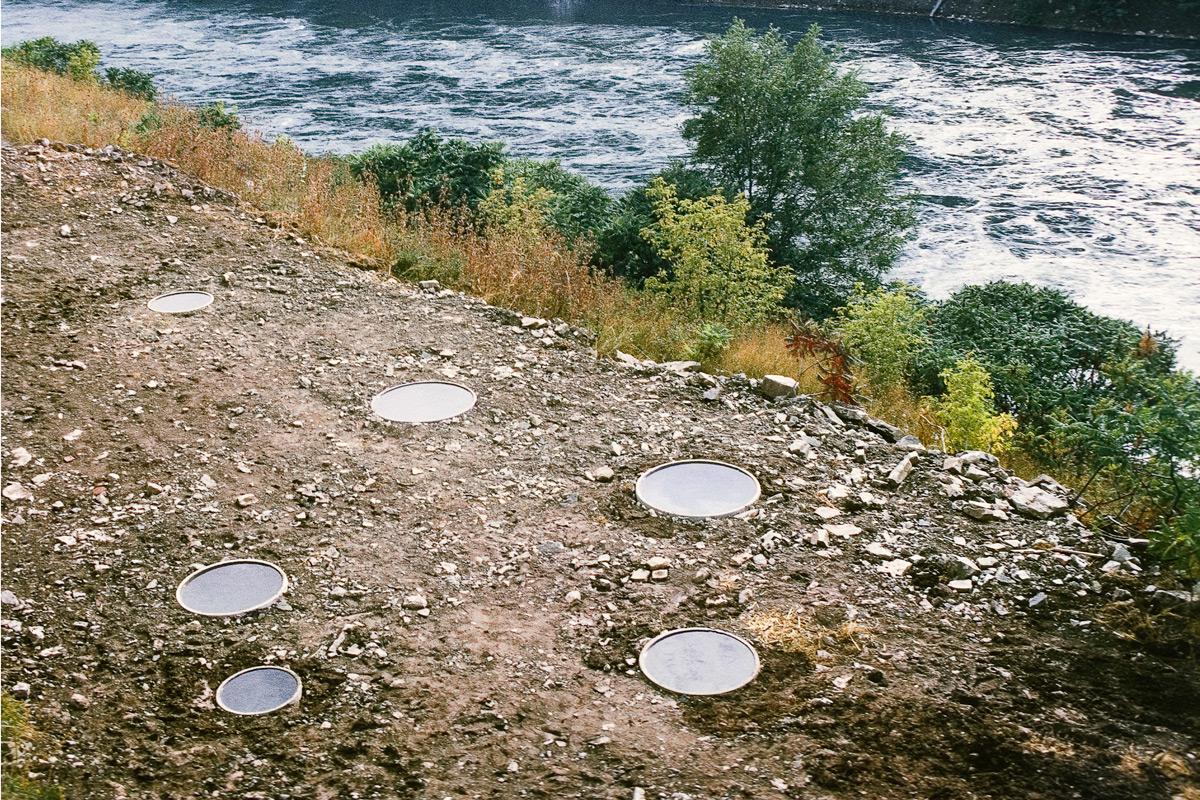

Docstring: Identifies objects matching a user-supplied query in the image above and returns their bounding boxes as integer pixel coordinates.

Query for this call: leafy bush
[479,176,555,233]
[593,162,721,285]
[2,37,100,82]
[911,281,1176,434]
[687,322,733,364]
[835,284,928,394]
[1054,358,1200,571]
[683,21,913,317]
[929,356,1018,454]
[642,178,791,330]
[103,66,156,100]
[349,131,505,213]
[497,157,611,242]
[133,108,164,134]
[196,101,240,132]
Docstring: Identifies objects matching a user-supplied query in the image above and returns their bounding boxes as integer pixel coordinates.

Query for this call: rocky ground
[1,140,1198,799]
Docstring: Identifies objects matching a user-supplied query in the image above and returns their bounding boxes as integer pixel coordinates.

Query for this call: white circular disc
[175,559,288,617]
[639,627,760,696]
[147,290,214,314]
[370,381,476,423]
[216,666,302,715]
[634,460,761,519]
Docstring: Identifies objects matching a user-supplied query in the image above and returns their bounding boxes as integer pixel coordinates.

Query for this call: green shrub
[593,162,722,286]
[132,108,164,135]
[642,177,791,330]
[2,37,101,82]
[928,356,1018,454]
[103,66,156,100]
[1054,358,1200,572]
[478,176,555,233]
[497,157,611,242]
[687,322,734,363]
[196,101,240,132]
[912,281,1175,433]
[835,284,928,394]
[683,20,913,317]
[348,131,505,213]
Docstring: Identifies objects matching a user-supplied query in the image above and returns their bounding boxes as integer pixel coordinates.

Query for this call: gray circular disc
[175,559,288,617]
[216,666,302,715]
[147,290,214,314]
[635,460,761,519]
[639,627,760,696]
[370,381,476,423]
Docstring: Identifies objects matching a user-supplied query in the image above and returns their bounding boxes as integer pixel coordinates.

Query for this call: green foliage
[1054,359,1200,573]
[479,176,555,234]
[497,158,611,242]
[835,284,928,394]
[196,101,241,132]
[929,356,1018,454]
[593,162,721,286]
[103,66,156,100]
[348,131,506,213]
[2,694,63,800]
[133,108,164,135]
[687,322,734,363]
[912,281,1175,434]
[2,37,100,82]
[683,20,913,317]
[642,178,791,330]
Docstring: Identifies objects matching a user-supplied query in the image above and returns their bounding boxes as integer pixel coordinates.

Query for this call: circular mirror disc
[176,560,287,616]
[216,666,301,715]
[635,460,760,518]
[639,628,760,695]
[370,381,476,423]
[148,290,214,314]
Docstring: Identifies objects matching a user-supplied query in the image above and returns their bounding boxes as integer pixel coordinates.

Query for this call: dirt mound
[2,141,1197,799]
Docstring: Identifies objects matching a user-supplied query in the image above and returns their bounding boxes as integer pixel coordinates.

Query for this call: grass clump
[1,694,62,800]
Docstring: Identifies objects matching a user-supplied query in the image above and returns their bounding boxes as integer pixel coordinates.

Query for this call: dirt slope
[1,141,1197,800]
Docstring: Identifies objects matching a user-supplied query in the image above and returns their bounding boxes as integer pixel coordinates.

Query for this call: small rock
[2,483,33,502]
[948,579,973,592]
[235,493,258,507]
[630,569,651,582]
[702,387,721,402]
[10,682,31,699]
[1008,485,1069,519]
[402,593,428,610]
[646,556,670,570]
[9,448,32,468]
[760,374,798,399]
[69,692,90,709]
[418,280,441,291]
[565,590,582,605]
[59,224,72,237]
[886,453,919,488]
[1028,592,1048,608]
[591,466,614,483]
[895,435,925,452]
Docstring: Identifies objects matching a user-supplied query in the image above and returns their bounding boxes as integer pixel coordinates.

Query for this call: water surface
[5,0,1198,364]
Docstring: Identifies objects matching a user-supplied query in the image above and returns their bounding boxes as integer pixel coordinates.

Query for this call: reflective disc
[370,381,476,423]
[216,666,302,715]
[176,559,288,617]
[635,460,760,518]
[147,290,214,314]
[639,628,760,696]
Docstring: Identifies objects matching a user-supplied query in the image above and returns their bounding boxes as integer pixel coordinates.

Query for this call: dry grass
[743,607,871,657]
[1,60,148,146]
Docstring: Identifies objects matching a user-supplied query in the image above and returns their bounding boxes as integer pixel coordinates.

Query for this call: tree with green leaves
[641,177,791,330]
[683,20,913,316]
[349,131,506,213]
[835,283,928,394]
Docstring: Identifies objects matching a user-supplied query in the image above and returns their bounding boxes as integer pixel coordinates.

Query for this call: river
[5,0,1199,365]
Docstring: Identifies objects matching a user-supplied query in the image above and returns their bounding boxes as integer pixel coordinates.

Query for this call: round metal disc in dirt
[147,290,214,314]
[370,381,477,423]
[175,559,287,617]
[639,627,760,696]
[216,666,302,715]
[634,460,760,519]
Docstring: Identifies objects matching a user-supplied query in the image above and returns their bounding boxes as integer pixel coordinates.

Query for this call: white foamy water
[5,0,1198,365]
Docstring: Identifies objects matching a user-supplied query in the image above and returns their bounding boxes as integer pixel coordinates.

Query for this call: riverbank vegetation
[2,25,1196,574]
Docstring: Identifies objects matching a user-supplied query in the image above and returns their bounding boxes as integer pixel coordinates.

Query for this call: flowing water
[5,0,1199,364]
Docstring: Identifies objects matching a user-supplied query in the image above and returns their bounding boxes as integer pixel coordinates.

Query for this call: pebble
[402,593,428,610]
[591,466,615,483]
[759,374,798,399]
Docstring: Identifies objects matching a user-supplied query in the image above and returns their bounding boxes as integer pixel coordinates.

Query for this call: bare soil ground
[2,142,1197,800]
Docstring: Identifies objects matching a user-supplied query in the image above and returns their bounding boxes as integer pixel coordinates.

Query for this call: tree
[641,177,791,329]
[912,281,1178,434]
[497,158,611,243]
[593,162,722,286]
[835,283,928,394]
[682,20,913,316]
[928,356,1018,454]
[348,131,506,213]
